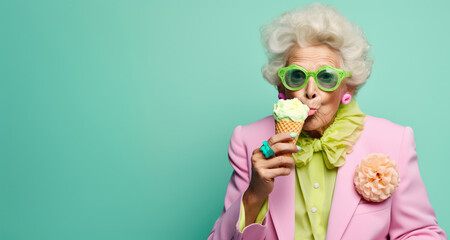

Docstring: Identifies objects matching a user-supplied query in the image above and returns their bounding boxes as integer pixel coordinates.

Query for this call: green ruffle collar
[293,99,366,169]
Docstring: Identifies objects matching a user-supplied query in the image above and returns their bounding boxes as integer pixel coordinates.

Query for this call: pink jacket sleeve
[389,127,447,239]
[208,126,267,240]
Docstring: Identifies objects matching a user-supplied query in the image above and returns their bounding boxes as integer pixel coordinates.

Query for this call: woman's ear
[346,85,356,95]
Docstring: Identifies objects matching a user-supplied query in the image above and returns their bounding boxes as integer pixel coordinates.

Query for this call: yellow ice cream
[273,98,309,122]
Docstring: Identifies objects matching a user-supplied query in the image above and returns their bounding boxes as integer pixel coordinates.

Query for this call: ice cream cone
[275,119,304,144]
[273,98,309,159]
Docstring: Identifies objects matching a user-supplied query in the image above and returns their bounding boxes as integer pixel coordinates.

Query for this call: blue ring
[260,141,275,159]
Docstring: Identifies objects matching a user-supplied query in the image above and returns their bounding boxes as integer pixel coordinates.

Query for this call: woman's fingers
[252,155,295,173]
[267,132,297,146]
[250,132,300,187]
[248,136,298,200]
[260,155,295,169]
[254,140,299,159]
[257,167,292,180]
[270,142,300,155]
[266,132,300,156]
[252,146,296,164]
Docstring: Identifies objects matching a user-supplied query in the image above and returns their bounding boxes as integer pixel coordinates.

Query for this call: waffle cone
[275,120,304,157]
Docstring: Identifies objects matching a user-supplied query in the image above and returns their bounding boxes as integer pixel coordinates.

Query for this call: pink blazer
[208,115,447,240]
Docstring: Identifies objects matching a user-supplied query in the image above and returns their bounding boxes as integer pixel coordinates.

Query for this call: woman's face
[280,44,354,138]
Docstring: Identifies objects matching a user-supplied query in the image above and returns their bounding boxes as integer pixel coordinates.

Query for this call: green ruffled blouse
[239,99,366,240]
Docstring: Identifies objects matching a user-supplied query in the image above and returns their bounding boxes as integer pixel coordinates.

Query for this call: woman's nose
[304,76,317,99]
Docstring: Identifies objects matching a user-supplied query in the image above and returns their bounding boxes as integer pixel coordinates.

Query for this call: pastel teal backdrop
[1,0,449,239]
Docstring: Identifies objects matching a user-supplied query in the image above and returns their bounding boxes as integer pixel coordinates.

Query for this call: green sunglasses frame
[278,65,351,92]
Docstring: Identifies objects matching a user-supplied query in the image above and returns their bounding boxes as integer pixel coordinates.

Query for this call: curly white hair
[260,3,373,94]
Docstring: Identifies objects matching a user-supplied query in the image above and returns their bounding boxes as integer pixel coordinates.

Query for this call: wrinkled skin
[278,44,355,138]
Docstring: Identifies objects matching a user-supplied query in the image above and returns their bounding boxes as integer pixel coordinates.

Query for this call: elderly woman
[208,4,446,240]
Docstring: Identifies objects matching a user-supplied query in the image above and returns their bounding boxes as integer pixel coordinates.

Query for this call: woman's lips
[308,108,317,116]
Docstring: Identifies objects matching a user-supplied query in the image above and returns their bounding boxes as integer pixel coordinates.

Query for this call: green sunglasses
[278,65,351,92]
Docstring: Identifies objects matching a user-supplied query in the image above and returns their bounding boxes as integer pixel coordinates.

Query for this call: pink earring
[341,93,352,105]
[278,93,286,100]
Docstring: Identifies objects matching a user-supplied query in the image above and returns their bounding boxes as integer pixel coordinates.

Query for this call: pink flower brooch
[353,153,400,202]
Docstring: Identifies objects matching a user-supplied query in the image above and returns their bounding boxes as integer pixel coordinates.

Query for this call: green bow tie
[292,99,366,170]
[293,134,349,169]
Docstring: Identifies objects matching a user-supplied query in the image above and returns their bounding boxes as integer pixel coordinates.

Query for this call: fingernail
[297,146,302,151]
[290,132,297,138]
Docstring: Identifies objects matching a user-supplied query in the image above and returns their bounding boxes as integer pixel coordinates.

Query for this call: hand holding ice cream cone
[273,98,309,156]
[242,97,310,228]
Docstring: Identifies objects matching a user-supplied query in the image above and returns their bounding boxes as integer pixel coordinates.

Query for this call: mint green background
[1,0,449,239]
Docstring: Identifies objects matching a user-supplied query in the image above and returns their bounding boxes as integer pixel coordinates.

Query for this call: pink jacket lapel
[325,138,365,240]
[269,170,296,240]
